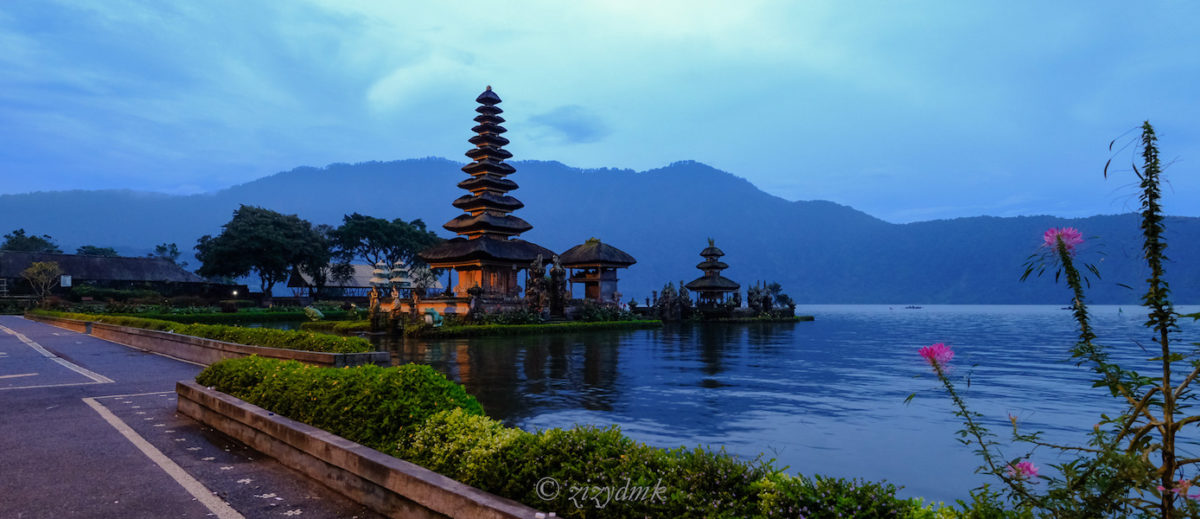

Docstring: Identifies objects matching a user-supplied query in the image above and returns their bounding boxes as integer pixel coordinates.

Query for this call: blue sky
[2,1,1197,222]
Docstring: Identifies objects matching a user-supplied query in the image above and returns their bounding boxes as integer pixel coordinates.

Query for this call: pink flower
[1160,479,1200,500]
[918,343,954,367]
[1043,227,1084,255]
[1006,460,1039,481]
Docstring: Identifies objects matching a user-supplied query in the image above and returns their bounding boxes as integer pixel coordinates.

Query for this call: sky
[1,1,1198,223]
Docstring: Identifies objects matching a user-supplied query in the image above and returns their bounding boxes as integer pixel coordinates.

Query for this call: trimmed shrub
[118,310,351,325]
[31,310,372,353]
[752,472,913,518]
[409,320,662,339]
[393,408,525,489]
[300,320,371,334]
[197,357,482,448]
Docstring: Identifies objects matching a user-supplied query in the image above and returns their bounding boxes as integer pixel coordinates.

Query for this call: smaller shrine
[684,239,740,309]
[560,238,636,304]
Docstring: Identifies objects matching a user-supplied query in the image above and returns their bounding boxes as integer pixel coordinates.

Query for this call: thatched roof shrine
[559,238,636,268]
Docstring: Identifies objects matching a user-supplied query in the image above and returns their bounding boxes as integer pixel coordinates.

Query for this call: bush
[124,310,351,325]
[409,320,662,339]
[575,301,638,322]
[752,473,914,518]
[394,408,525,489]
[197,357,482,449]
[69,285,160,302]
[468,308,543,325]
[299,320,370,334]
[31,310,372,353]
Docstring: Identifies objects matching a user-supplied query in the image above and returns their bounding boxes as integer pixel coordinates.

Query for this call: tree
[22,261,61,302]
[147,243,187,267]
[330,213,442,267]
[195,205,327,295]
[2,229,61,253]
[76,245,119,257]
[295,224,339,298]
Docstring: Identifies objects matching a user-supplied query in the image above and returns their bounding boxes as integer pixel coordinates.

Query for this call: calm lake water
[373,305,1200,503]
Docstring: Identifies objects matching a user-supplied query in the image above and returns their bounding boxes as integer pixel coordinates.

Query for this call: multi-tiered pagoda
[684,238,740,307]
[419,87,554,307]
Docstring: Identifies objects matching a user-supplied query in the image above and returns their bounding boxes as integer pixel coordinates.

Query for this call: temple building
[418,86,554,312]
[684,239,740,308]
[559,238,636,303]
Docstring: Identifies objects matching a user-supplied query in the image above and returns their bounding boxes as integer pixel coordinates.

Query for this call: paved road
[0,315,382,519]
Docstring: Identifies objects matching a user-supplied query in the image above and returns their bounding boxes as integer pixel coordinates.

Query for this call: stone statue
[548,255,567,317]
[525,254,547,313]
[368,286,380,315]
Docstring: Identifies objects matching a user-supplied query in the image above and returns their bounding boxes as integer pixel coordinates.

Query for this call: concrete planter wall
[177,381,540,519]
[26,314,389,367]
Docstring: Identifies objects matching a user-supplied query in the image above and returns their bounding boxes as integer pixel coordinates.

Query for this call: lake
[377,305,1200,503]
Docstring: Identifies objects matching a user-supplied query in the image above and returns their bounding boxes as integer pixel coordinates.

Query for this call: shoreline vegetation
[197,356,947,517]
[716,315,815,323]
[29,310,373,354]
[299,315,814,338]
[301,318,665,338]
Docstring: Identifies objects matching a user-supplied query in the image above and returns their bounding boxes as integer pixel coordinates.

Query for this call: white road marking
[0,380,108,391]
[94,391,174,400]
[82,397,244,519]
[0,372,37,379]
[0,325,113,383]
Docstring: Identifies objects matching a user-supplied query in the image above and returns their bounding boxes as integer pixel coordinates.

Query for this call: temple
[417,86,554,312]
[560,238,636,303]
[684,239,740,308]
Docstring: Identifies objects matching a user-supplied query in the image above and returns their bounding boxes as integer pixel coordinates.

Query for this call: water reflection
[373,305,1200,502]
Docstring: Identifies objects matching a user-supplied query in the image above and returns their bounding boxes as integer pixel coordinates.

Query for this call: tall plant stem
[1136,122,1180,517]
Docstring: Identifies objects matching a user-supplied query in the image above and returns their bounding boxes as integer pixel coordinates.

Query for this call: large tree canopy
[2,229,61,253]
[195,205,327,295]
[330,213,442,267]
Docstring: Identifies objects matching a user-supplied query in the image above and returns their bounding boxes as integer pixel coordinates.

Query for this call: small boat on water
[904,305,922,309]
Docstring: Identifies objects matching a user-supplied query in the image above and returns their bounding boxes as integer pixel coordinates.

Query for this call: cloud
[527,105,610,145]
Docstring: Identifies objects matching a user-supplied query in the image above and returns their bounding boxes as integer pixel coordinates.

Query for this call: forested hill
[2,157,1197,304]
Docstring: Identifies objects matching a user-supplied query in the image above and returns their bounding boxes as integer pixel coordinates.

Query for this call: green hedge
[31,310,372,354]
[196,356,938,518]
[409,319,663,339]
[717,315,816,323]
[197,356,481,447]
[123,310,351,325]
[299,319,663,339]
[300,320,372,334]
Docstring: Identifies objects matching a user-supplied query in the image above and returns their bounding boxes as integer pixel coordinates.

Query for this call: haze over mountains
[3,158,1197,304]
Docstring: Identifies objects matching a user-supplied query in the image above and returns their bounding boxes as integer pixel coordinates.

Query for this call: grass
[301,318,664,338]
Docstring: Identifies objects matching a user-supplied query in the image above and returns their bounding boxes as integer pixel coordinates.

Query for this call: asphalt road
[0,315,382,519]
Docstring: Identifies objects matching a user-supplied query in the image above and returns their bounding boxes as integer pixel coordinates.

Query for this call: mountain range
[2,158,1197,304]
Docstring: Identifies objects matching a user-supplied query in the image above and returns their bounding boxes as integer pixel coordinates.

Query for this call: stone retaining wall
[176,381,540,519]
[26,314,388,367]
